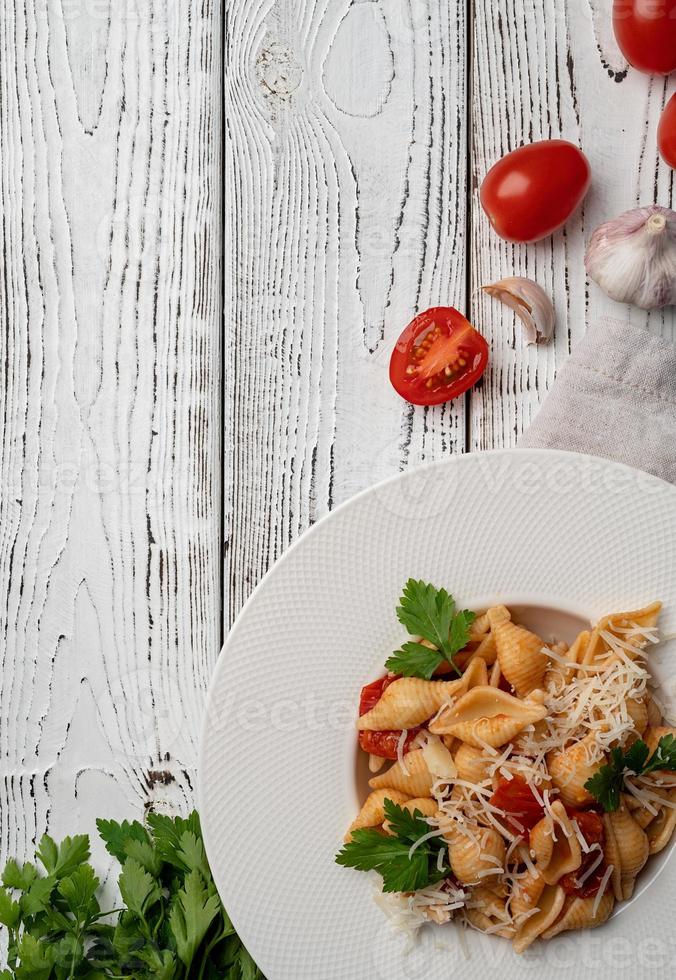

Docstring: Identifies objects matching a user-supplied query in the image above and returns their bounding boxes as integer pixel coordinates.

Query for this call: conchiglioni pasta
[342,597,676,954]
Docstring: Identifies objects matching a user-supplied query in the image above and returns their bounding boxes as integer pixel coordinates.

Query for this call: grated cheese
[397,729,410,776]
[592,865,614,918]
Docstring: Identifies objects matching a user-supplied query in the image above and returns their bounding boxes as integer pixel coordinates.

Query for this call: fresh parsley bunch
[335,799,450,893]
[0,812,263,979]
[585,734,676,812]
[384,579,475,680]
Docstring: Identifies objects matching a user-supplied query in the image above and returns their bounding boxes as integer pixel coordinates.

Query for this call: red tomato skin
[359,676,420,760]
[480,140,592,243]
[658,94,676,168]
[389,307,489,407]
[489,776,545,832]
[359,676,395,716]
[613,0,676,75]
[560,809,606,897]
[358,729,421,760]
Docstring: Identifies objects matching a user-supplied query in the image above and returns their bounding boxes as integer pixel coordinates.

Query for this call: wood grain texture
[469,0,676,449]
[225,0,470,624]
[0,0,222,875]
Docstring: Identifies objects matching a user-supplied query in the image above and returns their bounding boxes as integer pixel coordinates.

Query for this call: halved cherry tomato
[658,94,676,169]
[358,675,421,760]
[480,140,592,243]
[389,307,489,407]
[489,776,545,832]
[613,0,676,75]
[560,809,606,898]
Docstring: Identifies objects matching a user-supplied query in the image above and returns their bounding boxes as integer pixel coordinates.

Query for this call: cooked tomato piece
[560,809,606,898]
[389,307,489,407]
[489,776,545,832]
[569,809,604,845]
[358,675,419,760]
[658,94,676,169]
[613,0,676,75]
[359,676,396,717]
[480,140,591,243]
[358,728,422,760]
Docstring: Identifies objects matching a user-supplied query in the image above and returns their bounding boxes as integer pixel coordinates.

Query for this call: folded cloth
[520,317,676,485]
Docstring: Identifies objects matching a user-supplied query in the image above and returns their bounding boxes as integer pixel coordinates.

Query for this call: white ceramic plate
[199,450,676,980]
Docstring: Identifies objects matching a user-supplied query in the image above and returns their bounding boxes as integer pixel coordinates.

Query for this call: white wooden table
[1,0,674,871]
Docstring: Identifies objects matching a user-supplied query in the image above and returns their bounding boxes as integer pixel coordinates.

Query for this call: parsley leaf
[335,798,450,893]
[0,811,263,979]
[585,735,676,811]
[97,817,150,864]
[169,868,221,969]
[643,733,676,775]
[385,641,445,680]
[385,580,475,679]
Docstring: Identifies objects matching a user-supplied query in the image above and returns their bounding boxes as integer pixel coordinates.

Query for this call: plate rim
[198,448,676,978]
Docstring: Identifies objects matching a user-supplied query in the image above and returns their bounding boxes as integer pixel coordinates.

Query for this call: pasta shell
[548,733,606,807]
[629,801,658,830]
[429,686,548,747]
[358,677,471,731]
[626,697,649,736]
[583,602,662,665]
[542,892,614,939]
[465,886,515,938]
[369,750,434,798]
[345,789,410,841]
[646,696,663,729]
[470,611,491,637]
[455,634,498,670]
[454,743,492,784]
[512,884,565,954]
[382,797,437,835]
[534,801,582,885]
[443,823,506,886]
[647,796,676,854]
[464,906,514,939]
[604,802,649,900]
[490,611,548,697]
[510,869,545,919]
[529,819,554,871]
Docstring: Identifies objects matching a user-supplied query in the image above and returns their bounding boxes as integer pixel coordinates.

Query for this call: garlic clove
[585,205,676,310]
[481,277,555,344]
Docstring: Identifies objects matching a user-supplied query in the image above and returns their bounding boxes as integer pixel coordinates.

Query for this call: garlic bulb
[481,277,555,344]
[585,205,676,310]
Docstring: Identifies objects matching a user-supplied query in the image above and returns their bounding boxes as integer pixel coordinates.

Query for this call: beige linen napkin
[520,317,676,484]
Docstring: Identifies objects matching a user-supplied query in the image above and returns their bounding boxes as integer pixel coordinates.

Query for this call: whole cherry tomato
[658,93,676,168]
[613,0,676,75]
[480,140,592,243]
[389,307,488,407]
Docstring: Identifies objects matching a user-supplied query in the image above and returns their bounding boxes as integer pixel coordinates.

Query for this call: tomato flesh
[658,94,676,169]
[613,0,676,75]
[560,809,606,898]
[359,729,422,760]
[358,675,421,760]
[489,776,545,832]
[389,308,489,407]
[480,140,592,243]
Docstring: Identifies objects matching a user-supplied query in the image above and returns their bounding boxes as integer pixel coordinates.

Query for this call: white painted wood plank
[225,0,470,623]
[469,0,676,450]
[0,0,222,869]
